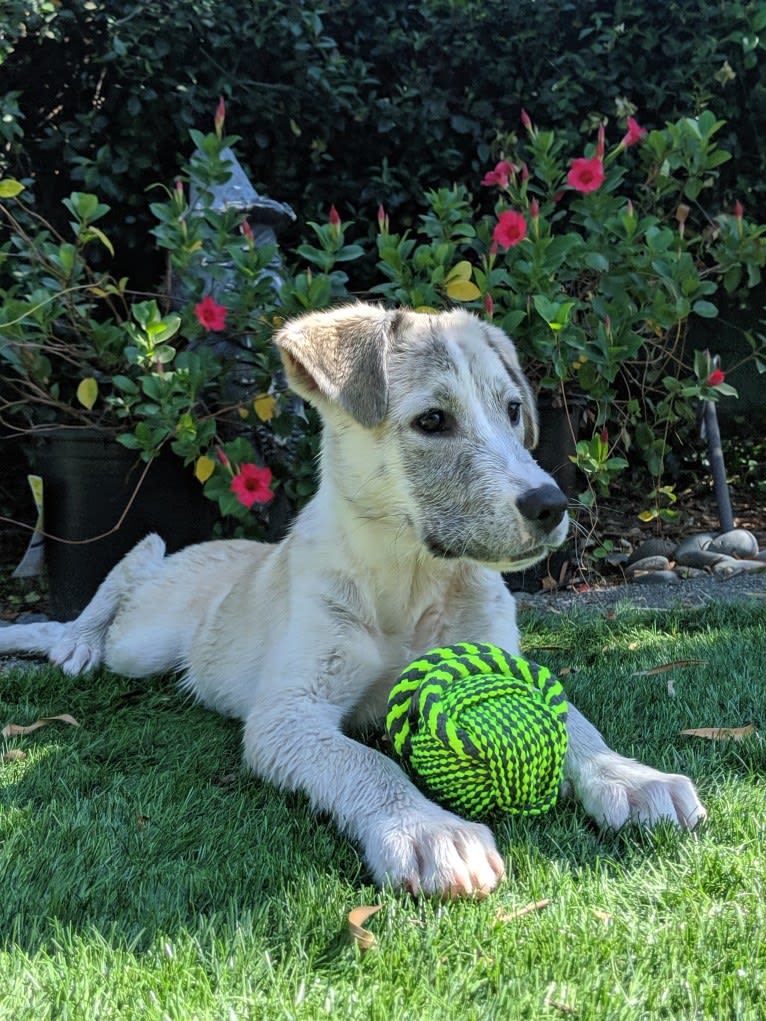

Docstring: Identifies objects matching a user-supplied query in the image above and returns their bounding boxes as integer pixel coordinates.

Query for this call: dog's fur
[0,304,705,897]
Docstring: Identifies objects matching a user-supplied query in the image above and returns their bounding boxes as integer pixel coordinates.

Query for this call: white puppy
[0,304,706,897]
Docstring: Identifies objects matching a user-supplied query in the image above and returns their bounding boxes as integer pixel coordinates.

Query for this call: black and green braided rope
[386,642,569,819]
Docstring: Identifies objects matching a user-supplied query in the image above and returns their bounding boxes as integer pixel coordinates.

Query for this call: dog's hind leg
[0,533,167,676]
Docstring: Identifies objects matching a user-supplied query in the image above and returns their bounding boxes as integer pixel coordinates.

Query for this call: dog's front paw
[367,810,505,898]
[50,636,103,675]
[574,752,706,831]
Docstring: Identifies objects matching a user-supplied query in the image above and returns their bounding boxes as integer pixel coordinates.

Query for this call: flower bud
[214,96,226,139]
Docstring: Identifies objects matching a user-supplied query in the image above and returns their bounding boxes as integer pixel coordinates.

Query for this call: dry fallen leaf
[680,724,756,741]
[1,749,26,764]
[592,908,613,925]
[348,905,382,951]
[1,713,80,738]
[632,659,709,677]
[496,898,551,923]
[544,981,578,1014]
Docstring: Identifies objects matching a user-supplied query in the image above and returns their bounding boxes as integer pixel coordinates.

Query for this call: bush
[2,0,765,296]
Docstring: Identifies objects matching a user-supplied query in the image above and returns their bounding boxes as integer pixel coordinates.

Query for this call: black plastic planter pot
[27,429,217,621]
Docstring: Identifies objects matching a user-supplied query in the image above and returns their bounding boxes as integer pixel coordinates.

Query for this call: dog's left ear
[484,323,539,450]
[274,304,392,427]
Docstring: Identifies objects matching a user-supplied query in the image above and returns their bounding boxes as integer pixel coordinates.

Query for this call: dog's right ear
[274,304,393,427]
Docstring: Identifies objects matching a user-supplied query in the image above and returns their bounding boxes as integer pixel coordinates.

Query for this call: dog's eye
[413,408,452,435]
[508,401,522,426]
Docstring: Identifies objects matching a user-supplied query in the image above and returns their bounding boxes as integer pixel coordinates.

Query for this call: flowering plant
[374,109,766,518]
[0,102,351,536]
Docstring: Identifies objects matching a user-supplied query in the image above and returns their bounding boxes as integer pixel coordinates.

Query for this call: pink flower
[596,123,606,160]
[214,96,226,137]
[230,463,273,508]
[492,210,527,249]
[567,156,606,193]
[241,219,254,244]
[520,108,533,132]
[707,368,726,387]
[621,116,646,148]
[734,200,744,219]
[215,446,231,469]
[194,295,228,332]
[481,160,515,188]
[530,198,540,219]
[329,204,341,226]
[484,293,494,318]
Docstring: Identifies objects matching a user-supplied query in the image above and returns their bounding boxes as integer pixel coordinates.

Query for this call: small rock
[626,555,671,575]
[708,528,759,558]
[675,533,715,559]
[631,569,681,585]
[674,566,708,580]
[627,538,677,565]
[675,549,729,570]
[714,559,766,578]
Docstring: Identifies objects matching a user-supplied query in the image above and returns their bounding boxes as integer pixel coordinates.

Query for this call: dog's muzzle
[516,484,568,535]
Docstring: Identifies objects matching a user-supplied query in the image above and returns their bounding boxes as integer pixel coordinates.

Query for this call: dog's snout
[517,484,568,529]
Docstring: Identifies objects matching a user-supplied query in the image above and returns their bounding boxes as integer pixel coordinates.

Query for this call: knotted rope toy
[385,642,569,819]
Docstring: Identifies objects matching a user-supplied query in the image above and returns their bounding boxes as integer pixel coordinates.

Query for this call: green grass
[2,599,766,1020]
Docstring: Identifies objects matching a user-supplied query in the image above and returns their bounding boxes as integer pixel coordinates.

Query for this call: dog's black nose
[517,484,568,529]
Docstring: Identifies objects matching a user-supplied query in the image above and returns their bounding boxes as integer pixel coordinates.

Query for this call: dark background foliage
[2,0,765,295]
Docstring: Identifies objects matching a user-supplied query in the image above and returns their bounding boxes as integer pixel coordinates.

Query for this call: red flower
[481,160,515,188]
[194,295,228,332]
[230,463,273,508]
[567,156,606,193]
[530,198,540,219]
[492,210,527,249]
[707,368,726,387]
[329,204,341,226]
[520,108,533,132]
[734,200,744,219]
[241,219,254,244]
[621,116,646,148]
[484,293,494,318]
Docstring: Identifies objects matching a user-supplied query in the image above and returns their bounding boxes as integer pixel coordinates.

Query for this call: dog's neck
[301,425,473,623]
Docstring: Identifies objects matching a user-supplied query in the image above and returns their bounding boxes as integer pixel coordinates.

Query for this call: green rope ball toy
[386,642,569,820]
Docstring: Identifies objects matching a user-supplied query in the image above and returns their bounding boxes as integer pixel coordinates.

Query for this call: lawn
[1,599,765,1020]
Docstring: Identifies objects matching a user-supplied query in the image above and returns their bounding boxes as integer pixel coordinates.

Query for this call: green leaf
[692,300,718,318]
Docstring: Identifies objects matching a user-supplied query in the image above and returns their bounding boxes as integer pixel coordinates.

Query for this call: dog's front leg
[242,692,505,897]
[564,704,706,830]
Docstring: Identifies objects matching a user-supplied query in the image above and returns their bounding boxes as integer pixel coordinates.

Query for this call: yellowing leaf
[637,510,655,522]
[76,377,99,410]
[680,724,756,741]
[414,306,439,314]
[348,905,382,952]
[446,279,481,301]
[0,178,25,198]
[253,393,277,422]
[84,225,114,256]
[445,260,473,283]
[194,455,216,483]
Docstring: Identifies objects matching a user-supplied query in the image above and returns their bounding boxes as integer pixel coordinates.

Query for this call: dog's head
[275,304,569,571]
